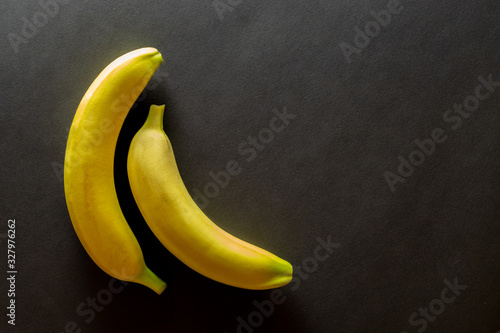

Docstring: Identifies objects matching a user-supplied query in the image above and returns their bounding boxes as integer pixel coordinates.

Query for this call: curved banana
[127,104,293,290]
[64,48,166,294]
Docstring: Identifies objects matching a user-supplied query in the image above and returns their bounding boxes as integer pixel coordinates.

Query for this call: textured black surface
[1,0,500,332]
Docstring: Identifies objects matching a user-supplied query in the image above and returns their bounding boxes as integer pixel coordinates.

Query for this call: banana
[64,48,166,294]
[127,104,293,290]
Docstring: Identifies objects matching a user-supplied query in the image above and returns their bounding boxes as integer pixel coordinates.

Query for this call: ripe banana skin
[64,48,166,294]
[127,104,293,290]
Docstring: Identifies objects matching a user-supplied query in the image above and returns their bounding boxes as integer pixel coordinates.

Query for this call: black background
[1,0,500,332]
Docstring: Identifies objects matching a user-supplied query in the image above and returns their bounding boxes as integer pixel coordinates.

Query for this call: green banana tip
[143,104,166,130]
[137,267,167,295]
[149,104,166,114]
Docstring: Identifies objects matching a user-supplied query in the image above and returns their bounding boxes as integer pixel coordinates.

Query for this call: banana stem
[136,267,167,295]
[144,104,165,130]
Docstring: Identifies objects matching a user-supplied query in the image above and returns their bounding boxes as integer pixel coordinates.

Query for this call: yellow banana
[127,104,293,290]
[64,48,166,294]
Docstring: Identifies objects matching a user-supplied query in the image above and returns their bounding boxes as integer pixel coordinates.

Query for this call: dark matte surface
[1,0,500,332]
